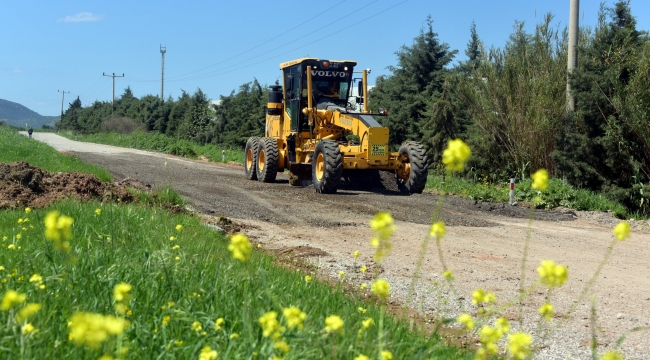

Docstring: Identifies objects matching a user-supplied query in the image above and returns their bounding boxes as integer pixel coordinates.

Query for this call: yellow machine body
[265,58,400,173]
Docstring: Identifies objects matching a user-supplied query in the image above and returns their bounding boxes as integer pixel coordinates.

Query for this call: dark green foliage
[552,1,650,213]
[369,16,457,148]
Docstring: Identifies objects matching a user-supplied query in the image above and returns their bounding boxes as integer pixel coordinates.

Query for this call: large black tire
[312,140,343,194]
[256,137,279,182]
[396,141,428,194]
[244,137,259,180]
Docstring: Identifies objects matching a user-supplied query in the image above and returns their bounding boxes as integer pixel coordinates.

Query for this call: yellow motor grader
[244,58,428,194]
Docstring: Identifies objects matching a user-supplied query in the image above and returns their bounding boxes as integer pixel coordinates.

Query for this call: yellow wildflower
[8,244,16,249]
[192,321,202,332]
[443,270,454,281]
[358,307,366,314]
[613,221,631,241]
[442,138,471,172]
[259,311,285,339]
[472,288,497,305]
[380,351,393,360]
[429,221,446,239]
[457,313,475,331]
[95,208,101,216]
[362,318,375,329]
[507,332,532,360]
[172,245,180,250]
[214,317,224,330]
[169,236,175,241]
[324,315,344,333]
[353,250,360,259]
[600,350,625,360]
[22,323,36,334]
[25,208,31,214]
[68,312,127,349]
[338,270,345,278]
[537,260,568,287]
[360,283,367,290]
[371,279,390,300]
[174,340,183,346]
[370,212,395,262]
[198,346,218,360]
[18,218,24,224]
[274,340,290,353]
[304,275,312,283]
[229,333,238,339]
[17,303,41,322]
[539,303,555,321]
[44,211,74,251]
[162,316,171,326]
[113,282,132,302]
[360,265,367,273]
[175,224,183,232]
[531,169,549,191]
[1,290,27,310]
[283,306,307,330]
[175,256,180,261]
[228,234,252,262]
[354,355,370,360]
[98,355,113,360]
[495,317,510,336]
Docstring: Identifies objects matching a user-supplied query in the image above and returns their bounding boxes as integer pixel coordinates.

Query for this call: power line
[164,0,406,83]
[127,0,377,84]
[165,0,348,81]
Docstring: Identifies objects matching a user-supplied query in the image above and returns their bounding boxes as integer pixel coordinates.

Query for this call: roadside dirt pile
[0,161,136,209]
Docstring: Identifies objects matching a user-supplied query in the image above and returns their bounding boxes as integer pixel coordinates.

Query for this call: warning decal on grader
[371,144,386,156]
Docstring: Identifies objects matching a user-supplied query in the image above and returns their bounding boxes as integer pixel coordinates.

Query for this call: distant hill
[0,99,59,128]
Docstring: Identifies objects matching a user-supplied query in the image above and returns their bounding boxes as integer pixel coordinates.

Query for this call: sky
[1,0,649,116]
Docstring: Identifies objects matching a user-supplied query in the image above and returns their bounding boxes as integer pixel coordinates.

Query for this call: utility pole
[103,72,125,113]
[566,0,579,113]
[160,45,166,101]
[58,90,70,122]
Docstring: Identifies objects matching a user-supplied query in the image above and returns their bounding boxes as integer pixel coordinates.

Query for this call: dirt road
[28,132,650,359]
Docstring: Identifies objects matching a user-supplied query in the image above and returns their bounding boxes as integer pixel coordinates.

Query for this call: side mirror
[358,81,364,97]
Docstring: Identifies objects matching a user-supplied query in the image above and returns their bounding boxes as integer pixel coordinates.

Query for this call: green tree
[553,0,649,211]
[369,16,457,148]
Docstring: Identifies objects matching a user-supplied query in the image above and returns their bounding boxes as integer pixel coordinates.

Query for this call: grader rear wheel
[396,141,428,194]
[256,137,279,182]
[312,140,342,194]
[244,137,260,180]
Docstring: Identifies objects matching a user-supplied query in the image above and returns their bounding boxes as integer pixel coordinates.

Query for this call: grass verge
[0,126,112,182]
[60,130,244,165]
[0,200,469,359]
[425,172,629,218]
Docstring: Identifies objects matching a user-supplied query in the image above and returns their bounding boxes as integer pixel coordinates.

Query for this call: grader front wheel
[312,140,342,193]
[396,141,428,194]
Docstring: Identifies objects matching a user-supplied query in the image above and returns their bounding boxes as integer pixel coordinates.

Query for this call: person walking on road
[28,126,33,138]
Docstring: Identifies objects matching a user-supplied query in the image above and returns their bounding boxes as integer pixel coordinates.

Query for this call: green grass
[61,130,245,165]
[425,172,629,218]
[0,200,469,359]
[0,126,112,182]
[1,124,467,359]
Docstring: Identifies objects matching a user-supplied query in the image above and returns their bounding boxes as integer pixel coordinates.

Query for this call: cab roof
[279,58,357,69]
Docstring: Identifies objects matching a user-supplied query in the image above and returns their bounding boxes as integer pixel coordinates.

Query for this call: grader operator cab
[244,58,428,194]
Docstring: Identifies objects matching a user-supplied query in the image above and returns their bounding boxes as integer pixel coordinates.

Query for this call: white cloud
[58,12,104,23]
[13,68,22,73]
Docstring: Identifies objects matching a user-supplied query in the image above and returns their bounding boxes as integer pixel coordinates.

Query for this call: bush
[102,116,147,134]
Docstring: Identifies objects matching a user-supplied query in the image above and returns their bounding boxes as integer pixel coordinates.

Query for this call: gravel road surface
[27,132,650,359]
